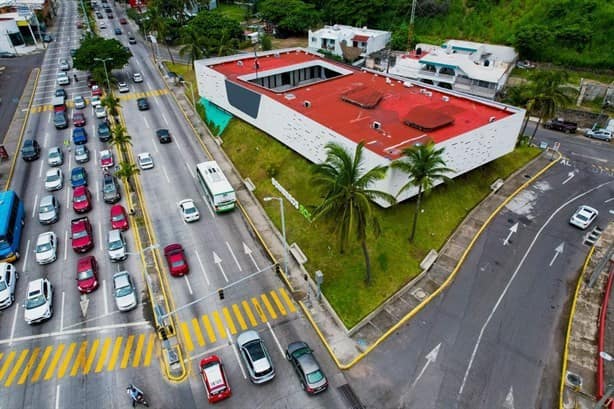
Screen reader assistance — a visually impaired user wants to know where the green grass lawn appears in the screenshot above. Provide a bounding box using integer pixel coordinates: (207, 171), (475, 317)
(218, 4), (248, 22)
(221, 120), (541, 328)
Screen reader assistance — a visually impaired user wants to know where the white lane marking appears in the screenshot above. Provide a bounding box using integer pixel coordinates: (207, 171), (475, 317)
(31, 193), (39, 219)
(605, 197), (614, 203)
(9, 304), (19, 347)
(23, 239), (30, 272)
(64, 230), (68, 260)
(55, 385), (61, 409)
(231, 334), (247, 380)
(98, 221), (103, 251)
(201, 194), (215, 218)
(60, 291), (65, 332)
(185, 163), (194, 179)
(153, 140), (159, 153)
(143, 117), (151, 129)
(67, 150), (72, 169)
(188, 343), (227, 362)
(65, 186), (70, 209)
(38, 160), (43, 178)
(194, 250), (210, 286)
(183, 275), (193, 295)
(162, 167), (170, 183)
(161, 113), (169, 125)
(267, 322), (285, 357)
(175, 141), (184, 154)
(570, 151), (608, 163)
(226, 241), (242, 272)
(96, 180), (100, 201)
(103, 279), (109, 315)
(44, 132), (49, 148)
(458, 179), (614, 395)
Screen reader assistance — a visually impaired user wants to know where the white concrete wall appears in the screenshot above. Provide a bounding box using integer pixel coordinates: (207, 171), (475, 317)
(0, 20), (19, 53)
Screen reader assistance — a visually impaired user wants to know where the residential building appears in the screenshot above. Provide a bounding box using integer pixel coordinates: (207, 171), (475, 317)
(308, 24), (390, 61)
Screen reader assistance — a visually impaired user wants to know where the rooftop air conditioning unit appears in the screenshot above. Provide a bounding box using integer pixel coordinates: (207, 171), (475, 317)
(425, 91), (432, 97)
(403, 81), (413, 88)
(386, 77), (392, 84)
(372, 121), (381, 130)
(442, 96), (449, 102)
(304, 100), (311, 108)
(489, 116), (496, 123)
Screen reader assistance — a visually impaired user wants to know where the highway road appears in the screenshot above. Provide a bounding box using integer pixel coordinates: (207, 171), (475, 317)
(0, 1), (349, 408)
(346, 128), (613, 408)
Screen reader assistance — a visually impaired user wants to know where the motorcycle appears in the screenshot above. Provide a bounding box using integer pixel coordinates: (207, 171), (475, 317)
(126, 384), (149, 407)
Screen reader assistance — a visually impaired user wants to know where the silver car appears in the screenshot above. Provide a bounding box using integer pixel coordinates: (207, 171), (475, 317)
(47, 146), (63, 167)
(237, 330), (275, 384)
(112, 271), (137, 311)
(107, 229), (127, 262)
(0, 262), (18, 310)
(137, 152), (154, 170)
(74, 95), (86, 109)
(44, 168), (64, 191)
(38, 195), (59, 224)
(74, 145), (89, 164)
(35, 232), (57, 265)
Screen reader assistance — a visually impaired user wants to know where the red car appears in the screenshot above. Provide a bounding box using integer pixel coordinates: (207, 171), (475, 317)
(72, 186), (92, 213)
(91, 85), (102, 96)
(100, 149), (114, 168)
(110, 204), (129, 231)
(200, 355), (231, 403)
(119, 17), (127, 24)
(164, 243), (189, 276)
(71, 216), (93, 253)
(73, 112), (86, 127)
(76, 255), (99, 293)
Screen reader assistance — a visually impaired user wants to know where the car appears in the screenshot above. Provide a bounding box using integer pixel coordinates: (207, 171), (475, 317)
(110, 204), (129, 230)
(35, 232), (57, 265)
(91, 85), (102, 96)
(199, 355), (232, 403)
(91, 95), (101, 107)
(59, 58), (70, 71)
(137, 97), (149, 110)
(72, 127), (88, 145)
(72, 186), (92, 213)
(21, 139), (40, 161)
(70, 48), (77, 57)
(543, 118), (577, 134)
(119, 17), (127, 24)
(71, 166), (88, 188)
(178, 199), (200, 222)
(99, 21), (107, 29)
(57, 71), (70, 86)
(87, 74), (97, 88)
(102, 173), (121, 203)
(94, 104), (107, 118)
(118, 82), (129, 93)
(0, 51), (16, 58)
(585, 128), (613, 142)
(76, 255), (99, 293)
(137, 152), (154, 170)
(53, 111), (68, 129)
(47, 146), (64, 167)
(107, 229), (127, 262)
(23, 278), (53, 324)
(516, 60), (536, 69)
(74, 144), (90, 164)
(132, 72), (143, 83)
(112, 271), (137, 311)
(164, 243), (189, 276)
(54, 88), (67, 99)
(73, 95), (86, 109)
(53, 96), (67, 113)
(98, 120), (111, 141)
(42, 34), (53, 43)
(237, 330), (275, 384)
(44, 168), (64, 191)
(569, 205), (598, 230)
(156, 128), (171, 143)
(73, 111), (86, 127)
(100, 149), (114, 168)
(285, 341), (328, 394)
(128, 34), (136, 44)
(0, 263), (18, 310)
(71, 216), (94, 252)
(38, 195), (60, 224)
(76, 21), (84, 28)
(107, 13), (114, 19)
(114, 27), (121, 35)
(96, 12), (103, 19)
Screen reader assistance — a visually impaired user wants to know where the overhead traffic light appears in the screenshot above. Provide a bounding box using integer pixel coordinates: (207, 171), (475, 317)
(218, 288), (225, 300)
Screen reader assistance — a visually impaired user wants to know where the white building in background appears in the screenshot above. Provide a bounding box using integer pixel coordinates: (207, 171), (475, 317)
(308, 24), (390, 60)
(195, 48), (525, 208)
(381, 40), (518, 99)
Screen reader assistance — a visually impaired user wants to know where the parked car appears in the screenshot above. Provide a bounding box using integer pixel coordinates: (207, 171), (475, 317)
(21, 139), (40, 161)
(35, 232), (57, 265)
(54, 88), (67, 99)
(98, 120), (111, 141)
(71, 216), (94, 253)
(110, 204), (129, 230)
(72, 186), (92, 213)
(543, 118), (577, 134)
(91, 96), (101, 107)
(59, 58), (70, 71)
(94, 104), (107, 119)
(178, 199), (200, 222)
(91, 85), (102, 96)
(99, 21), (107, 29)
(47, 146), (64, 167)
(285, 341), (328, 394)
(53, 111), (68, 129)
(119, 17), (127, 24)
(73, 112), (86, 127)
(112, 271), (137, 311)
(38, 195), (60, 224)
(156, 128), (171, 143)
(200, 355), (232, 403)
(128, 33), (136, 44)
(73, 95), (86, 109)
(118, 82), (129, 93)
(71, 166), (88, 188)
(569, 205), (598, 230)
(585, 128), (612, 142)
(72, 127), (88, 145)
(237, 330), (275, 384)
(107, 229), (127, 262)
(76, 255), (99, 293)
(137, 97), (149, 110)
(100, 149), (114, 168)
(42, 34), (53, 43)
(102, 173), (121, 203)
(114, 27), (122, 35)
(23, 278), (53, 324)
(164, 243), (189, 276)
(44, 168), (64, 191)
(137, 152), (154, 170)
(74, 144), (90, 163)
(133, 72), (143, 83)
(516, 60), (536, 69)
(56, 71), (70, 86)
(0, 262), (18, 310)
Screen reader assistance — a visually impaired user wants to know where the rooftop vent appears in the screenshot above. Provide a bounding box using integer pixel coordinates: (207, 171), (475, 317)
(303, 100), (311, 108)
(442, 96), (449, 102)
(403, 81), (413, 88)
(419, 88), (427, 94)
(237, 61), (244, 67)
(489, 116), (496, 123)
(372, 121), (381, 130)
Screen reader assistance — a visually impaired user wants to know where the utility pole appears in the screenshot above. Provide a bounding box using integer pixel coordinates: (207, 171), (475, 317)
(407, 0), (417, 51)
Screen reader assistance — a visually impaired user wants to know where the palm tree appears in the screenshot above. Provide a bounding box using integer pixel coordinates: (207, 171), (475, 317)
(311, 142), (395, 284)
(392, 142), (453, 242)
(179, 26), (207, 68)
(109, 125), (132, 159)
(115, 161), (140, 192)
(101, 94), (121, 118)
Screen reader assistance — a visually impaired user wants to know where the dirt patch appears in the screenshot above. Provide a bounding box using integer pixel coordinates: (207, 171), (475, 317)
(271, 37), (308, 49)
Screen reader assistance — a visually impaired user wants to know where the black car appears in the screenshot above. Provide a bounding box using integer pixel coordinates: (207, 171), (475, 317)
(114, 28), (121, 35)
(137, 97), (149, 111)
(42, 34), (53, 43)
(96, 12), (103, 19)
(53, 111), (68, 129)
(70, 48), (77, 57)
(21, 139), (41, 161)
(98, 120), (111, 142)
(54, 88), (67, 98)
(286, 341), (328, 395)
(102, 173), (121, 204)
(0, 51), (16, 58)
(156, 128), (171, 143)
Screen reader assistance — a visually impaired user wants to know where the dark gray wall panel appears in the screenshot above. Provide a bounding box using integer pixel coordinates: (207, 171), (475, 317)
(225, 81), (261, 119)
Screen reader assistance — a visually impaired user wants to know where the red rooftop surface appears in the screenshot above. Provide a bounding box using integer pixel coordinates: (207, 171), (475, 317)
(209, 50), (513, 160)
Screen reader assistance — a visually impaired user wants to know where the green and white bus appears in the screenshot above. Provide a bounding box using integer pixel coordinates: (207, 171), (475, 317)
(196, 161), (236, 213)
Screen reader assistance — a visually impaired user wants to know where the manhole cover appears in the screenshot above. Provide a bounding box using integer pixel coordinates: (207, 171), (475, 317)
(566, 371), (582, 387)
(411, 287), (427, 300)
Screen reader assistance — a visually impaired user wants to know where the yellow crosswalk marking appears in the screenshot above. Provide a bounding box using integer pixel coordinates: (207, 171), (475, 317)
(0, 351), (16, 381)
(83, 339), (100, 374)
(212, 311), (227, 339)
(202, 315), (216, 343)
(232, 304), (248, 331)
(261, 294), (277, 319)
(31, 345), (53, 383)
(242, 300), (258, 327)
(45, 343), (65, 380)
(143, 333), (156, 367)
(279, 288), (297, 313)
(59, 343), (77, 379)
(5, 349), (29, 387)
(17, 347), (39, 385)
(251, 298), (267, 323)
(132, 334), (145, 367)
(95, 338), (112, 373)
(120, 335), (135, 369)
(107, 337), (123, 372)
(71, 341), (88, 377)
(192, 317), (206, 346)
(270, 291), (287, 316)
(222, 307), (237, 335)
(181, 322), (194, 352)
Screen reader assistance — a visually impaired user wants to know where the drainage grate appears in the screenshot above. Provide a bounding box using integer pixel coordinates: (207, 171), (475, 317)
(584, 227), (603, 246)
(338, 384), (366, 409)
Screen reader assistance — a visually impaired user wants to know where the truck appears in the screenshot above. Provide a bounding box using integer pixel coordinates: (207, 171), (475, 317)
(543, 118), (578, 134)
(52, 96), (66, 112)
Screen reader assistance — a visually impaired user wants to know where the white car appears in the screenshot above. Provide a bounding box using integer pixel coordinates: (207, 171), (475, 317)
(74, 95), (86, 109)
(56, 71), (70, 86)
(585, 128), (612, 142)
(113, 271), (137, 311)
(58, 58), (70, 71)
(0, 262), (18, 310)
(100, 21), (107, 29)
(178, 199), (200, 222)
(44, 168), (64, 191)
(94, 104), (107, 118)
(118, 82), (129, 93)
(132, 72), (143, 83)
(91, 96), (101, 107)
(35, 232), (57, 265)
(23, 278), (53, 324)
(569, 205), (599, 230)
(137, 152), (154, 170)
(47, 146), (64, 167)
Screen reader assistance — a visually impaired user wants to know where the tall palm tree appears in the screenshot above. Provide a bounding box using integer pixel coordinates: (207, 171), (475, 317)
(115, 161), (140, 192)
(101, 94), (121, 118)
(109, 125), (132, 158)
(392, 142), (453, 242)
(311, 142), (395, 284)
(179, 26), (207, 68)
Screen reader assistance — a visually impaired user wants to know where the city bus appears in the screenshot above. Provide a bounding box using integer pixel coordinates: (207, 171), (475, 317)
(0, 190), (25, 262)
(195, 161), (236, 213)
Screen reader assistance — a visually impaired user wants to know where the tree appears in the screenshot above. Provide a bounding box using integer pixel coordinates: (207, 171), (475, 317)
(101, 94), (121, 118)
(184, 10), (243, 55)
(109, 125), (132, 159)
(144, 5), (175, 64)
(178, 26), (207, 67)
(311, 142), (395, 284)
(72, 36), (132, 74)
(258, 0), (320, 35)
(115, 161), (140, 192)
(392, 142), (453, 242)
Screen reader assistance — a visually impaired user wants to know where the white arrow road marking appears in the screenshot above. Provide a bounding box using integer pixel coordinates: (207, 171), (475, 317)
(503, 223), (519, 246)
(503, 386), (515, 409)
(243, 242), (259, 270)
(194, 250), (210, 286)
(562, 171), (576, 184)
(183, 275), (193, 295)
(549, 242), (565, 266)
(80, 293), (89, 317)
(226, 241), (242, 272)
(410, 343), (441, 390)
(213, 251), (228, 282)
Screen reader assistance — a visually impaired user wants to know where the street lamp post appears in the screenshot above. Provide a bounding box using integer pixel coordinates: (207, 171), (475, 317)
(182, 79), (196, 106)
(94, 57), (113, 91)
(263, 196), (288, 275)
